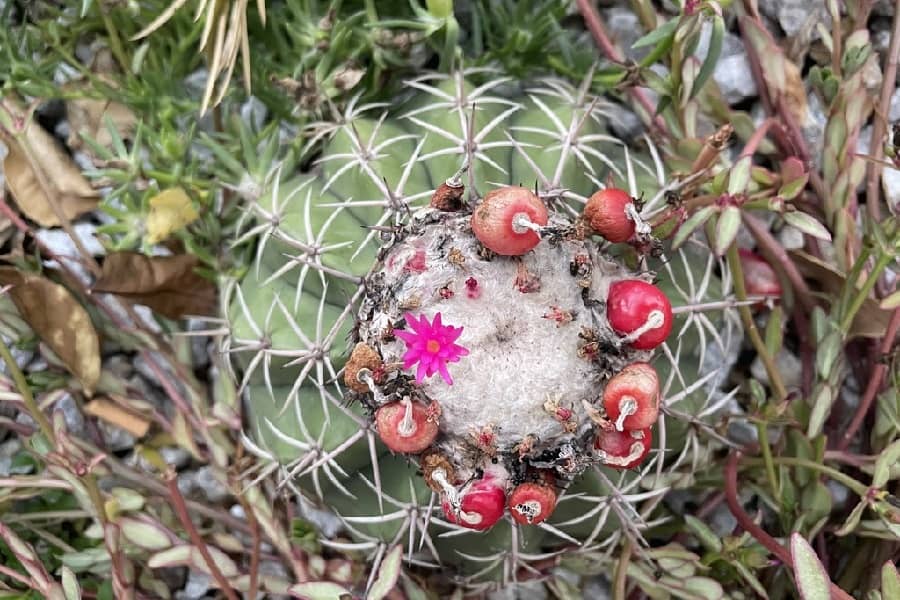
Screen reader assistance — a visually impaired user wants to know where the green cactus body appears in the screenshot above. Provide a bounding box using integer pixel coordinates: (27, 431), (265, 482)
(229, 71), (740, 588)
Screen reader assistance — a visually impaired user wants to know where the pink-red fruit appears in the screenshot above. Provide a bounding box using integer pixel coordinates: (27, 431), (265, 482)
(583, 188), (636, 242)
(606, 280), (673, 350)
(738, 249), (782, 299)
(471, 186), (548, 256)
(508, 482), (557, 525)
(375, 400), (439, 454)
(441, 476), (506, 530)
(594, 427), (652, 470)
(603, 362), (660, 431)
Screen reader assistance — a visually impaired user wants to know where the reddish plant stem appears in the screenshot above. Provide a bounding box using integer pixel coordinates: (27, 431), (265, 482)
(724, 451), (855, 600)
(742, 213), (816, 312)
(837, 308), (900, 451)
(575, 0), (670, 136)
(739, 118), (778, 158)
(233, 445), (261, 600)
(865, 0), (900, 223)
(0, 563), (33, 587)
(166, 471), (240, 600)
(736, 7), (828, 203)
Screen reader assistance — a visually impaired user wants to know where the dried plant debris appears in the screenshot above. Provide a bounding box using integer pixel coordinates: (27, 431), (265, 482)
(0, 267), (101, 394)
(92, 252), (217, 320)
(0, 99), (99, 227)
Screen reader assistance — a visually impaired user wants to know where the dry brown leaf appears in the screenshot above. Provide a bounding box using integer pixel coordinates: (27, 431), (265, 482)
(782, 58), (808, 126)
(1, 98), (99, 227)
(92, 252), (216, 319)
(66, 96), (136, 153)
(83, 396), (151, 438)
(789, 250), (892, 339)
(0, 267), (101, 394)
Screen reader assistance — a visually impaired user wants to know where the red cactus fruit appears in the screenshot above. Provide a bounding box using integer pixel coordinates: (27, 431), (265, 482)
(603, 362), (660, 431)
(441, 475), (507, 531)
(375, 399), (439, 454)
(471, 186), (548, 256)
(738, 249), (782, 299)
(606, 280), (673, 350)
(508, 482), (558, 525)
(583, 188), (636, 243)
(594, 427), (652, 470)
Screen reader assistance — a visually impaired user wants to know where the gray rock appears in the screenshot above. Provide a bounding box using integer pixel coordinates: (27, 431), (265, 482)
(601, 7), (644, 62)
(602, 102), (644, 142)
(583, 576), (613, 600)
(241, 96), (268, 132)
(134, 351), (177, 387)
(858, 125), (874, 157)
(187, 319), (212, 371)
(759, 0), (830, 37)
(35, 223), (105, 260)
(0, 439), (22, 476)
(873, 0), (895, 16)
(713, 42), (758, 104)
(802, 88), (828, 170)
(882, 165), (900, 215)
(97, 420), (136, 452)
(106, 355), (134, 379)
(0, 339), (35, 377)
(826, 480), (850, 508)
(185, 466), (229, 503)
(176, 571), (210, 600)
(696, 25), (757, 104)
(707, 503), (738, 538)
(776, 224), (806, 251)
(296, 495), (343, 539)
(751, 348), (803, 391)
(160, 447), (192, 469)
(183, 69), (209, 98)
(54, 393), (84, 436)
(488, 580), (547, 600)
(891, 87), (900, 121)
(726, 396), (759, 446)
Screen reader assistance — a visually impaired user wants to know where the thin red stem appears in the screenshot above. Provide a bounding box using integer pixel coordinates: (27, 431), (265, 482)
(724, 451), (855, 600)
(742, 213), (816, 312)
(575, 0), (670, 136)
(866, 0), (900, 223)
(165, 471), (240, 600)
(739, 118), (777, 158)
(837, 308), (900, 451)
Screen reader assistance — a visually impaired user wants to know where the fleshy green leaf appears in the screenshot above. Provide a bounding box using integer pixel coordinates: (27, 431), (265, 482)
(673, 206), (716, 249)
(288, 582), (352, 600)
(61, 566), (81, 600)
(791, 533), (830, 600)
(873, 439), (900, 487)
(369, 545), (403, 600)
(880, 290), (900, 310)
(783, 211), (832, 241)
(691, 14), (724, 99)
(684, 515), (722, 552)
(815, 331), (842, 379)
(882, 562), (900, 599)
(835, 500), (867, 536)
(715, 206), (741, 256)
(728, 156), (753, 195)
(633, 18), (679, 49)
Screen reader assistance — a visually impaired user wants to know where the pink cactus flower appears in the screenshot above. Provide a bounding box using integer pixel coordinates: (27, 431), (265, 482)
(396, 312), (469, 385)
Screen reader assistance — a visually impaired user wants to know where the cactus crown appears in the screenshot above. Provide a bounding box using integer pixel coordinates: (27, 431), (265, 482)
(226, 69), (741, 590)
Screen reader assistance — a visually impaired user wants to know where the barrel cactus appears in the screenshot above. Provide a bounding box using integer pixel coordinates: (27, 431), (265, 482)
(226, 70), (740, 592)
